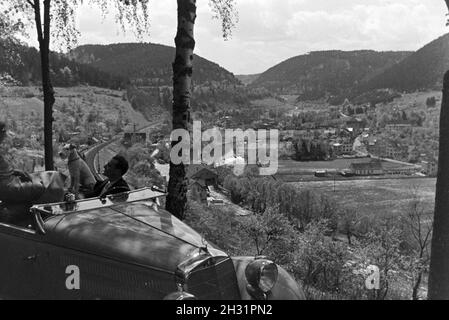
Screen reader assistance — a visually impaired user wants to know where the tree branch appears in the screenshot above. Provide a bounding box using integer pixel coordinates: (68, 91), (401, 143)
(26, 0), (35, 9)
(423, 225), (433, 250)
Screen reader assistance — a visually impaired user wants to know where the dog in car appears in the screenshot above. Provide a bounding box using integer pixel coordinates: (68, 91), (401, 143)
(59, 144), (96, 199)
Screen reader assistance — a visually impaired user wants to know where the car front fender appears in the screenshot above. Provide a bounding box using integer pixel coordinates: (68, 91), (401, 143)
(231, 256), (306, 300)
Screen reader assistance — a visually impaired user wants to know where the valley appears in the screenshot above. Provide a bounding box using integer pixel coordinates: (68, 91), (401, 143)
(1, 28), (448, 300)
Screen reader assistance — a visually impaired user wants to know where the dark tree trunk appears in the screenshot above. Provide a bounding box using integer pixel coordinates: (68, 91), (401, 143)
(34, 0), (55, 170)
(428, 71), (449, 299)
(166, 0), (196, 219)
(40, 43), (55, 171)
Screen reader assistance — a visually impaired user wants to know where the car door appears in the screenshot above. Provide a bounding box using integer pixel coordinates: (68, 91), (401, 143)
(0, 222), (44, 299)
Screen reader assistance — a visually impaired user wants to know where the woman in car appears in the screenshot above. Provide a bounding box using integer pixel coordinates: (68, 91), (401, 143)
(0, 121), (65, 206)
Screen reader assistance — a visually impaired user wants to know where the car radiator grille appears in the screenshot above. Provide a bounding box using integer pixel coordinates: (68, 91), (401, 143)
(186, 257), (241, 300)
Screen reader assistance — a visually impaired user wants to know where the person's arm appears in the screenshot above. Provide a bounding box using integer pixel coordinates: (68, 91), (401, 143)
(103, 179), (130, 197)
(12, 169), (32, 182)
(86, 180), (104, 198)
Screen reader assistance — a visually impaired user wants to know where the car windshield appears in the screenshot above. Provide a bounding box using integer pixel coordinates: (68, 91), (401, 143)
(32, 187), (165, 216)
(0, 187), (165, 230)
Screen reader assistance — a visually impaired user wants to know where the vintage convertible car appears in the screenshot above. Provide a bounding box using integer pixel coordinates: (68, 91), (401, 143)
(0, 187), (305, 300)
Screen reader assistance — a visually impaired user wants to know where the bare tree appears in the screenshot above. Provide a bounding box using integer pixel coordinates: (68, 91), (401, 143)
(337, 209), (361, 245)
(366, 217), (402, 300)
(402, 186), (433, 300)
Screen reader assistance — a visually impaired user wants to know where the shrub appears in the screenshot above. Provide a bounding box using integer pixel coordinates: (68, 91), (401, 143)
(292, 221), (350, 293)
(426, 96), (436, 108)
(238, 206), (297, 264)
(222, 174), (339, 230)
(185, 200), (248, 255)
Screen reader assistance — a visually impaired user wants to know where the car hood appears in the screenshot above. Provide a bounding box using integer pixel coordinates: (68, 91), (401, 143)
(43, 201), (227, 272)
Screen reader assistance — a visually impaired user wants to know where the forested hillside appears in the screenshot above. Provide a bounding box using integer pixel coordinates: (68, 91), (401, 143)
(360, 33), (449, 92)
(69, 43), (241, 87)
(250, 50), (411, 99)
(0, 39), (128, 89)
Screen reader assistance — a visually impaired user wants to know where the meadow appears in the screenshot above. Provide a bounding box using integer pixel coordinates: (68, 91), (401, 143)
(277, 158), (415, 174)
(290, 177), (436, 217)
(278, 158), (369, 173)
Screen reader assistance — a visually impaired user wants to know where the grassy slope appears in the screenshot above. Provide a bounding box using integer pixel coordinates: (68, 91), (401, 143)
(54, 86), (150, 129)
(1, 86), (149, 128)
(0, 86), (151, 174)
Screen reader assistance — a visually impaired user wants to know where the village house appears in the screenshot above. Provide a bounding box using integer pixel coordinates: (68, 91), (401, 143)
(187, 165), (218, 200)
(385, 120), (412, 131)
(421, 159), (438, 176)
(189, 166), (218, 187)
(386, 142), (408, 160)
(346, 118), (366, 132)
(282, 129), (316, 141)
(407, 146), (420, 162)
(258, 118), (277, 129)
(331, 140), (353, 155)
(189, 180), (209, 203)
(349, 160), (384, 176)
(360, 133), (370, 143)
(323, 128), (337, 137)
(123, 132), (147, 145)
(187, 165), (218, 203)
(366, 137), (387, 157)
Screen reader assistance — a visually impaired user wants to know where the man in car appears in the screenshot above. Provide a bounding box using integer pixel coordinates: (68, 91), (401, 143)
(88, 154), (131, 198)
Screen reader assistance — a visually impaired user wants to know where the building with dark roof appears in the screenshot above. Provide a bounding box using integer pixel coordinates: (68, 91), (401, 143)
(346, 118), (366, 132)
(187, 165), (218, 186)
(350, 160), (384, 176)
(385, 120), (413, 131)
(189, 180), (209, 203)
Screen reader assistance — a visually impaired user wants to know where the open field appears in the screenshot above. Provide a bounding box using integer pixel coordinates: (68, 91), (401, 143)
(290, 177), (436, 217)
(279, 158), (369, 172)
(277, 158), (415, 174)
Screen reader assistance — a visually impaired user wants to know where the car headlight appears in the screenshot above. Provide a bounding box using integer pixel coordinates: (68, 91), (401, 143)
(245, 258), (278, 298)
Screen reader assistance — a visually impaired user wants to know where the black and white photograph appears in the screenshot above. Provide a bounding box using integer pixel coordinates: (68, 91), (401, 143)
(0, 0), (449, 303)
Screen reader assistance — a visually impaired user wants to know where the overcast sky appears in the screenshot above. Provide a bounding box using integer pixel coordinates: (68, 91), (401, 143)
(35, 0), (449, 75)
